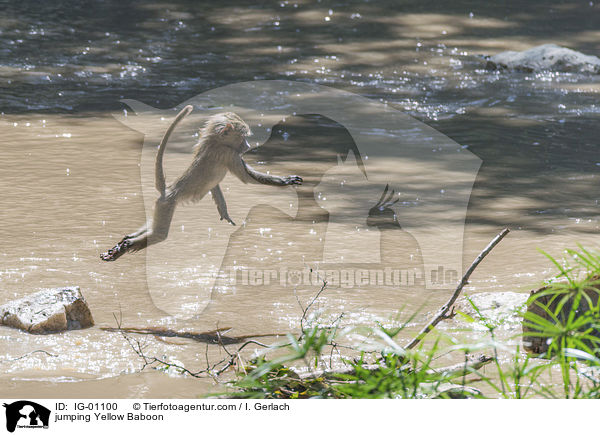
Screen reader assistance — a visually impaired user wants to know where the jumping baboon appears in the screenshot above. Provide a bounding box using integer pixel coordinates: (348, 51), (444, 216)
(101, 106), (302, 261)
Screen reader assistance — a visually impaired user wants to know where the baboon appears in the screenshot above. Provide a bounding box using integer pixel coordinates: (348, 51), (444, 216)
(101, 105), (302, 261)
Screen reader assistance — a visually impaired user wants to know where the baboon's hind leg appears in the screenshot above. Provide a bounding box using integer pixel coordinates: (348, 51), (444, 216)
(100, 198), (176, 261)
(100, 222), (149, 262)
(122, 223), (149, 240)
(100, 238), (134, 261)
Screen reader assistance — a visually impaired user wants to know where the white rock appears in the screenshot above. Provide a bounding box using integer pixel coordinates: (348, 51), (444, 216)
(432, 383), (483, 399)
(0, 287), (94, 334)
(486, 44), (600, 73)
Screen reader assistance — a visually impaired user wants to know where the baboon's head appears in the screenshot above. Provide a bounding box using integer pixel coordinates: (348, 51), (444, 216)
(203, 112), (252, 154)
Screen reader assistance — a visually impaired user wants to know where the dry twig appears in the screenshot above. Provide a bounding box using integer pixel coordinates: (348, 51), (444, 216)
(404, 228), (510, 350)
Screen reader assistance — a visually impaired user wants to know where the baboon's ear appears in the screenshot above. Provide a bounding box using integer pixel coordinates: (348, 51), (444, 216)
(222, 123), (233, 135)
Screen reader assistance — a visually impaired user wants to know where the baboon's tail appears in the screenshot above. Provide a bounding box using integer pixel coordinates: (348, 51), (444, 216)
(155, 105), (194, 197)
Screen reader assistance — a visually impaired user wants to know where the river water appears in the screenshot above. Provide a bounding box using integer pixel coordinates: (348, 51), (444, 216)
(1, 0), (600, 397)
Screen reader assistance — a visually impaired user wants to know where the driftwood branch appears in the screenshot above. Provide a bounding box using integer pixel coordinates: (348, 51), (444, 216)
(422, 355), (493, 378)
(404, 228), (510, 350)
(298, 354), (493, 381)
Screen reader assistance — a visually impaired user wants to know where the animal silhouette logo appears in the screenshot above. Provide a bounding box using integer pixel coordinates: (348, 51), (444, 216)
(3, 401), (50, 432)
(112, 80), (481, 318)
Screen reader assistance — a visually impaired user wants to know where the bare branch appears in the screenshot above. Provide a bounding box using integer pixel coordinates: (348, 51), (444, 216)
(300, 277), (328, 331)
(404, 228), (510, 351)
(422, 355), (493, 379)
(1, 350), (58, 363)
(297, 354), (493, 381)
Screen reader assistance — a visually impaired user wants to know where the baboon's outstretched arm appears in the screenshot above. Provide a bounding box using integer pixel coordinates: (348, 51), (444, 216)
(230, 158), (302, 186)
(210, 185), (235, 225)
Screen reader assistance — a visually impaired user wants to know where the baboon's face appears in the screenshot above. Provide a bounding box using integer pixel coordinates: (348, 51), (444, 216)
(216, 113), (252, 154)
(220, 128), (251, 154)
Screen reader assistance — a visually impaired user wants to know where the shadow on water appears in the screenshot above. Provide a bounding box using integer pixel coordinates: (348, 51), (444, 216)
(2, 0), (600, 111)
(3, 1), (599, 235)
(100, 326), (281, 345)
(434, 115), (600, 234)
(243, 112), (600, 235)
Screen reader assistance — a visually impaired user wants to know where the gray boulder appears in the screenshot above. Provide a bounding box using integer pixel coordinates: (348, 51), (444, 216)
(0, 287), (94, 333)
(485, 44), (600, 73)
(522, 282), (600, 355)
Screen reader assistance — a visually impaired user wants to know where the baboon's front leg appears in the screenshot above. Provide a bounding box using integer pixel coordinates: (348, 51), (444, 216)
(211, 184), (236, 225)
(100, 198), (177, 261)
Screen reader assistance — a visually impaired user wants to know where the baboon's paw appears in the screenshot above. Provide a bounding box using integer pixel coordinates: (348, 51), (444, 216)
(285, 175), (303, 185)
(100, 250), (117, 261)
(220, 216), (236, 226)
(100, 240), (130, 261)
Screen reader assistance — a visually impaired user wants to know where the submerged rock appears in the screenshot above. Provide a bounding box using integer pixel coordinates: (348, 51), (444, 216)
(455, 291), (529, 323)
(432, 384), (483, 399)
(485, 44), (600, 73)
(0, 287), (94, 334)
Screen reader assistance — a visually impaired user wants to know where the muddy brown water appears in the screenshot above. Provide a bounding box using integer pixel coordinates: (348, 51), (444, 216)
(1, 1), (600, 397)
